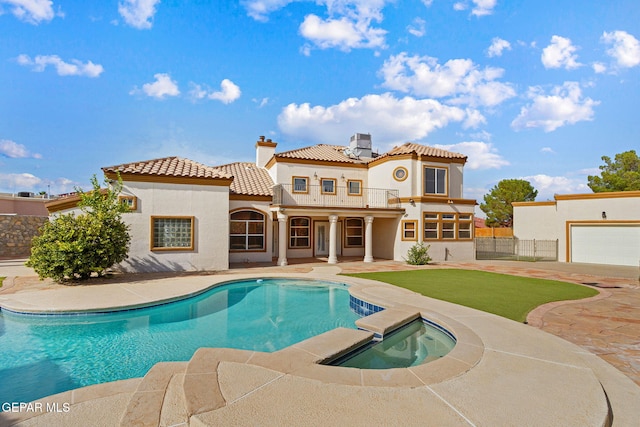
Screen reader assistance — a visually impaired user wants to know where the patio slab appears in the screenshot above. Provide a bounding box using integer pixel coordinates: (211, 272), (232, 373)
(1, 258), (639, 426)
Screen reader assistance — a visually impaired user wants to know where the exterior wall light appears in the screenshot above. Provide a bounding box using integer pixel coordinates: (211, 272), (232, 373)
(602, 211), (607, 220)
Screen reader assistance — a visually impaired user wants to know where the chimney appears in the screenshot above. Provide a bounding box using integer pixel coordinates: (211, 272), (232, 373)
(255, 136), (277, 168)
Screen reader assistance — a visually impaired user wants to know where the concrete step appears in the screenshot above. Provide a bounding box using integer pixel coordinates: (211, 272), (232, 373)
(119, 361), (188, 427)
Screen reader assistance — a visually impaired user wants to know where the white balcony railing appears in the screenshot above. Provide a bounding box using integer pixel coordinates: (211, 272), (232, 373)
(272, 184), (400, 209)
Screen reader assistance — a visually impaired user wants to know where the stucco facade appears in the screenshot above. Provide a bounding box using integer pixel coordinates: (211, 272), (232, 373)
(46, 135), (478, 272)
(513, 191), (640, 266)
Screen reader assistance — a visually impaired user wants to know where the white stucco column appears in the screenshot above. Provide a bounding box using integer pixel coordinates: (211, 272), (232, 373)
(364, 215), (374, 263)
(328, 214), (339, 264)
(277, 212), (288, 266)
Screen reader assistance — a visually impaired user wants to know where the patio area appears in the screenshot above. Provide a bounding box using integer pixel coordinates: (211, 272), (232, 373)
(0, 258), (639, 426)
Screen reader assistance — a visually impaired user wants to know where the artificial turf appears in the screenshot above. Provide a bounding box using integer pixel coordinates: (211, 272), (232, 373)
(343, 269), (598, 323)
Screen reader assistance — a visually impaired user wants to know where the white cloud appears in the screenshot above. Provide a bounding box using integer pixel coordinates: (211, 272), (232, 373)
(407, 17), (426, 37)
(379, 53), (516, 107)
(118, 0), (160, 29)
(299, 6), (387, 52)
(521, 174), (590, 200)
(253, 97), (270, 108)
(0, 172), (42, 191)
(463, 108), (486, 129)
(0, 0), (61, 24)
(471, 0), (497, 16)
(190, 79), (241, 104)
(541, 35), (582, 70)
(133, 73), (180, 99)
(433, 141), (508, 170)
(540, 147), (555, 154)
(486, 37), (511, 57)
(602, 30), (640, 69)
(592, 62), (607, 74)
(0, 139), (42, 159)
(16, 54), (104, 77)
(511, 82), (599, 132)
(453, 2), (466, 11)
(209, 79), (242, 104)
(452, 0), (497, 16)
(243, 0), (389, 52)
(278, 93), (467, 146)
(241, 0), (295, 22)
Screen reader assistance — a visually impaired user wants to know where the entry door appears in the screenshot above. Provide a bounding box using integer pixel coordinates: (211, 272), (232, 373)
(315, 221), (341, 257)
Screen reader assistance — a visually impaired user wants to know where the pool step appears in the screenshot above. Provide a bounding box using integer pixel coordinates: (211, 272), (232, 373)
(119, 361), (187, 427)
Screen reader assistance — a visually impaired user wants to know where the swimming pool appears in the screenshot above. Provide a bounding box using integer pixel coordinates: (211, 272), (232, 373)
(0, 278), (361, 404)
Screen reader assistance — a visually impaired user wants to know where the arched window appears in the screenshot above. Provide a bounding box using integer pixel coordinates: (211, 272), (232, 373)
(230, 210), (265, 251)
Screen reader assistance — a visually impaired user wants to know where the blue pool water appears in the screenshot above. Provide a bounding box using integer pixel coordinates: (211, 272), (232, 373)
(0, 278), (361, 404)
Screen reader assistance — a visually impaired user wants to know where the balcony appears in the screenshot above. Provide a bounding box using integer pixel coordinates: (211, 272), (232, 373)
(272, 184), (400, 209)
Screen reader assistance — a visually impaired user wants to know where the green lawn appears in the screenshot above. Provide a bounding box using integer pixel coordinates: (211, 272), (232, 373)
(343, 269), (598, 322)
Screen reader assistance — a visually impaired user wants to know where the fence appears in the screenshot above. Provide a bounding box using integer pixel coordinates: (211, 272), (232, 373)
(475, 237), (558, 261)
(475, 227), (513, 238)
(272, 184), (400, 209)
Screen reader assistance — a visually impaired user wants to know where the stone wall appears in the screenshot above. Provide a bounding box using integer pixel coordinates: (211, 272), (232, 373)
(0, 215), (48, 258)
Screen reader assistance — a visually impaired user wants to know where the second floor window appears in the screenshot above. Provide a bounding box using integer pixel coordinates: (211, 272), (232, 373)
(293, 177), (308, 193)
(321, 178), (336, 194)
(424, 167), (447, 195)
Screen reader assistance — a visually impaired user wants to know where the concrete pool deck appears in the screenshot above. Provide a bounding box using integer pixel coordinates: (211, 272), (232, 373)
(0, 259), (639, 426)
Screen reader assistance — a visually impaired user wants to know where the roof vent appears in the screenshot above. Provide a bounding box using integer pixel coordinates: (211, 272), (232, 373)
(348, 133), (373, 158)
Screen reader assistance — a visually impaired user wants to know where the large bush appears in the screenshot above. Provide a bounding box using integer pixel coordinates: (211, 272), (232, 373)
(27, 175), (131, 282)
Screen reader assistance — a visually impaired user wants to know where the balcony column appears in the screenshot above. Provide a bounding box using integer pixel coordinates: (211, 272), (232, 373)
(277, 212), (288, 266)
(363, 215), (374, 263)
(328, 214), (339, 264)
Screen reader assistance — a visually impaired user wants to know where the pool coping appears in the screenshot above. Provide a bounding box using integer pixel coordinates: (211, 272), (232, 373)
(1, 271), (639, 426)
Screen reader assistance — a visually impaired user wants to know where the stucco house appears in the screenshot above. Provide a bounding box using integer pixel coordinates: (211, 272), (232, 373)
(46, 134), (477, 272)
(513, 191), (640, 267)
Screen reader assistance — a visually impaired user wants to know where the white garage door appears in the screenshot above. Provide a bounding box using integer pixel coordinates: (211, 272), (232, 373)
(570, 225), (640, 267)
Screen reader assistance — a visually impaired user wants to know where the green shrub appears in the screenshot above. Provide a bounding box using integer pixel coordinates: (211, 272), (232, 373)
(26, 175), (131, 282)
(404, 242), (432, 265)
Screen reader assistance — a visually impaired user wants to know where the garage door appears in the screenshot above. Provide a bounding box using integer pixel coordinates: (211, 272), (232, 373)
(570, 224), (640, 267)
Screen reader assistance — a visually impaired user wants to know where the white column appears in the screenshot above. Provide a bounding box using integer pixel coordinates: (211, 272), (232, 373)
(364, 215), (374, 263)
(328, 214), (338, 264)
(277, 212), (288, 266)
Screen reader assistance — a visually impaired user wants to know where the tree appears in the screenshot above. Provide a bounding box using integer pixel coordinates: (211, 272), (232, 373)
(587, 150), (640, 192)
(480, 179), (538, 228)
(27, 175), (131, 282)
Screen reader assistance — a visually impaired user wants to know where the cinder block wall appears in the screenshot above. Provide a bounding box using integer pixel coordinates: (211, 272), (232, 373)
(0, 215), (48, 258)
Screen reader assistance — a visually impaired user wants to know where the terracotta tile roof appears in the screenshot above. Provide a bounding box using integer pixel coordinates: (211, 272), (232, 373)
(210, 162), (274, 196)
(102, 157), (232, 180)
(375, 142), (467, 162)
(272, 142), (466, 164)
(274, 144), (367, 164)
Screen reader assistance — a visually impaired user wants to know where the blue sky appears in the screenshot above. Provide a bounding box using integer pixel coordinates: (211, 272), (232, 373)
(1, 0), (639, 206)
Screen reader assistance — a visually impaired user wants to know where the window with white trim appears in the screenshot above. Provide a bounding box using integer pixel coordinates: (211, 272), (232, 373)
(321, 178), (336, 194)
(347, 180), (362, 196)
(293, 177), (308, 193)
(289, 217), (310, 248)
(230, 210), (265, 251)
(423, 212), (473, 241)
(424, 167), (447, 195)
